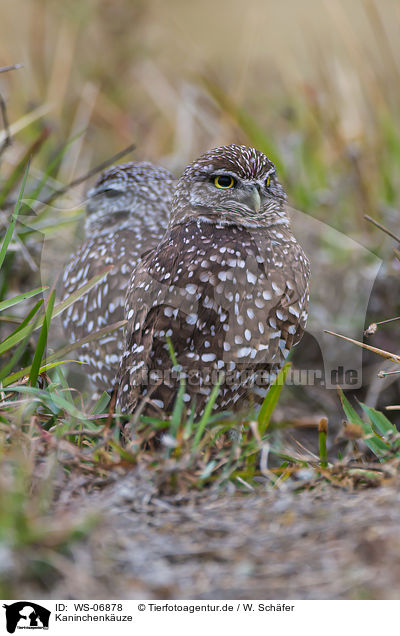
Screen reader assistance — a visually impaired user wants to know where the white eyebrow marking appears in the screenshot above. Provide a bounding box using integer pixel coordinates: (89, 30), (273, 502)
(210, 170), (241, 178)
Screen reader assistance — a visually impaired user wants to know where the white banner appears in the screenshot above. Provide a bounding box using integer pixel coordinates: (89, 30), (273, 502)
(0, 599), (398, 635)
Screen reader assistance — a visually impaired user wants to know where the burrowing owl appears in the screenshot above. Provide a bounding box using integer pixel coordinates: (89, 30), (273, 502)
(61, 161), (176, 392)
(117, 145), (310, 415)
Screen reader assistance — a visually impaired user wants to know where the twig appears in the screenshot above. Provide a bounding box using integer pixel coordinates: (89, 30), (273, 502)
(272, 416), (325, 429)
(324, 329), (400, 364)
(333, 463), (394, 477)
(364, 315), (400, 336)
(0, 64), (23, 74)
(364, 214), (400, 243)
(377, 369), (400, 378)
(0, 64), (23, 155)
(36, 142), (136, 209)
(60, 428), (107, 438)
(0, 93), (11, 155)
(105, 386), (118, 434)
(373, 316), (400, 326)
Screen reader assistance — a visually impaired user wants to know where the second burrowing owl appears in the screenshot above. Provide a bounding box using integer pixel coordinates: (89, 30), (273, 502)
(117, 145), (310, 416)
(61, 161), (176, 392)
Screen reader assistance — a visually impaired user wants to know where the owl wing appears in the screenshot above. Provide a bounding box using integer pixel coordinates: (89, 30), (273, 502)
(117, 221), (310, 413)
(117, 228), (185, 412)
(60, 227), (161, 391)
(60, 234), (126, 389)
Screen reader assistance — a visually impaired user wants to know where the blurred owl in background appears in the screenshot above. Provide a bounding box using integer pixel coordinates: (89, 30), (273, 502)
(60, 161), (176, 393)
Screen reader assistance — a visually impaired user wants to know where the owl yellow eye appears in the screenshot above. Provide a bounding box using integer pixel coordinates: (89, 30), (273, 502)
(213, 175), (236, 189)
(265, 176), (271, 188)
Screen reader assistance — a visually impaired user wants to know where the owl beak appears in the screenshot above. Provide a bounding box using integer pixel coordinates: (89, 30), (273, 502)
(244, 185), (261, 213)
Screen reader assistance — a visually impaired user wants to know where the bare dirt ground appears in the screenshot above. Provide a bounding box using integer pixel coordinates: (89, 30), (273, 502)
(17, 471), (400, 600)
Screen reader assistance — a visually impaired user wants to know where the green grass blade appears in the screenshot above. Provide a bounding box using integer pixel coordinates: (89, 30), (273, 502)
(45, 320), (127, 365)
(165, 335), (178, 367)
(319, 418), (328, 468)
(1, 299), (43, 345)
(164, 335), (187, 441)
(2, 385), (91, 423)
(359, 402), (398, 439)
(1, 319), (126, 387)
(0, 323), (37, 382)
(339, 389), (389, 458)
(169, 375), (186, 439)
(51, 365), (77, 405)
(0, 267), (113, 357)
(38, 360), (83, 375)
(183, 402), (197, 440)
(0, 162), (29, 270)
(90, 392), (111, 415)
(0, 286), (47, 312)
(139, 416), (169, 430)
(0, 320), (37, 356)
(29, 290), (56, 386)
(258, 363), (291, 436)
(107, 440), (136, 463)
(193, 374), (222, 449)
(199, 460), (218, 481)
(0, 300), (44, 382)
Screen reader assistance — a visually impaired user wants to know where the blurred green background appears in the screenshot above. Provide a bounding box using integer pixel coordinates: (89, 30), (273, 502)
(1, 0), (400, 231)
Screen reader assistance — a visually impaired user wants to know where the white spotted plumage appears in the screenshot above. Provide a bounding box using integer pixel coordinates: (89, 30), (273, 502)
(117, 145), (310, 416)
(60, 161), (176, 392)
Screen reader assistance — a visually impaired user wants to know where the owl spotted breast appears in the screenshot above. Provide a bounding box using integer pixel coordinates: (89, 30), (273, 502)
(117, 145), (310, 416)
(60, 161), (176, 392)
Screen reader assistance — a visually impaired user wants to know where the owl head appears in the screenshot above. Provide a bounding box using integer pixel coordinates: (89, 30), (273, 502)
(86, 161), (176, 218)
(170, 144), (288, 228)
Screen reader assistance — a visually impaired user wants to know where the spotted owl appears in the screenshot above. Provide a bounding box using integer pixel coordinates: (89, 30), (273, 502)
(60, 161), (176, 392)
(117, 145), (310, 416)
